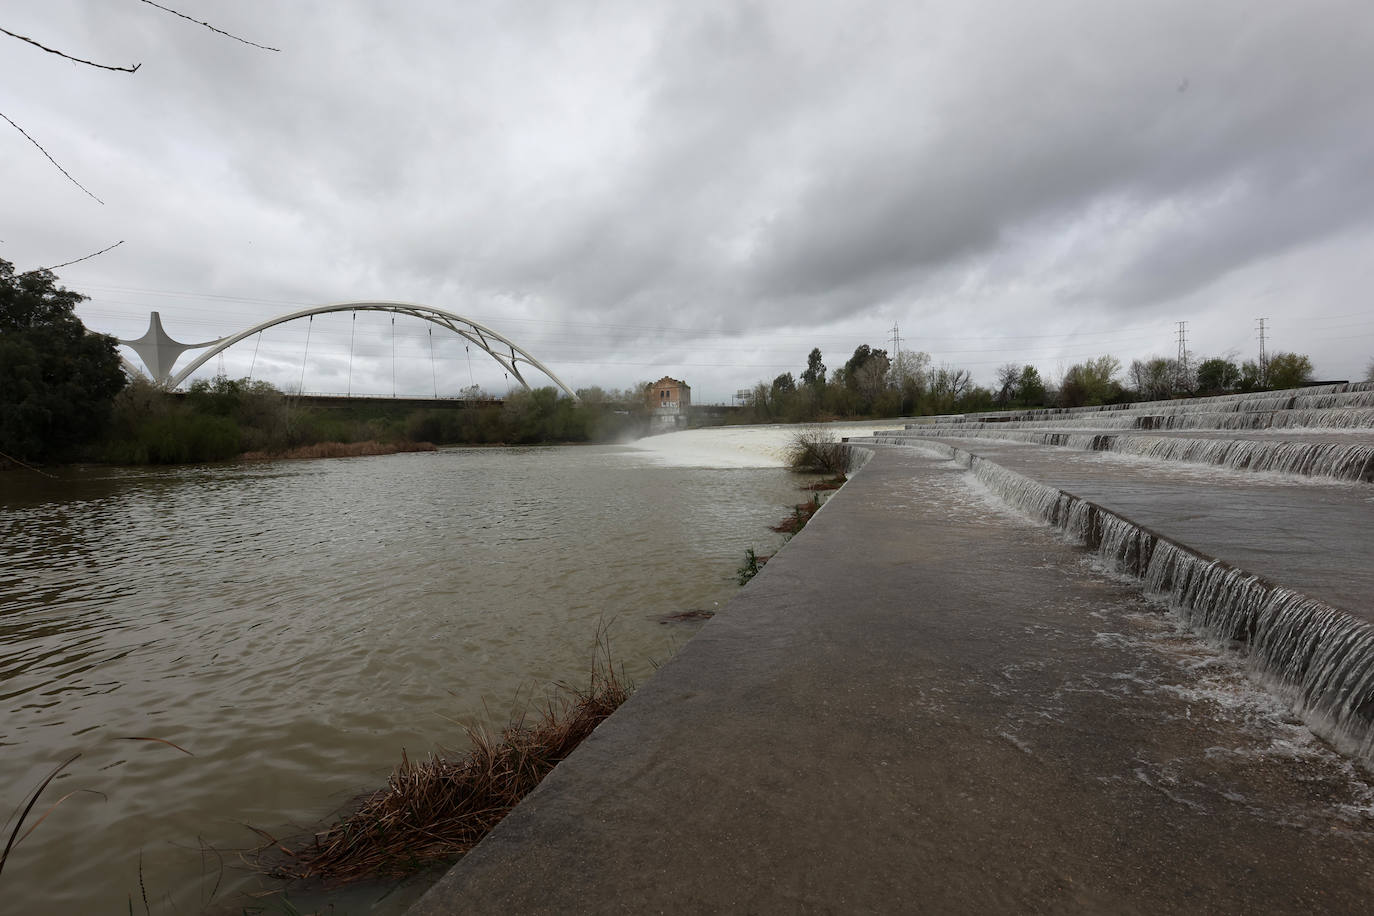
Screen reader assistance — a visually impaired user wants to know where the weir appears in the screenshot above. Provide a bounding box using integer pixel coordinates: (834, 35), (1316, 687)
(857, 380), (1374, 758)
(943, 443), (1374, 760)
(411, 382), (1374, 914)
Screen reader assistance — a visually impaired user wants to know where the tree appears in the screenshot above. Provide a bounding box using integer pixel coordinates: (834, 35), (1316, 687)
(1059, 355), (1122, 408)
(1266, 352), (1314, 390)
(1195, 357), (1241, 395)
(771, 372), (796, 397)
(995, 363), (1021, 406)
(925, 364), (973, 414)
(1, 258), (126, 461)
(890, 350), (930, 390)
(1017, 365), (1047, 407)
(843, 344), (890, 408)
(1128, 357), (1175, 401)
(892, 350), (931, 413)
(800, 348), (826, 387)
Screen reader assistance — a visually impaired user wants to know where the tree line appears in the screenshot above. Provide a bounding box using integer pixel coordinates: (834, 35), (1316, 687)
(0, 258), (655, 466)
(0, 256), (1359, 465)
(739, 342), (1327, 424)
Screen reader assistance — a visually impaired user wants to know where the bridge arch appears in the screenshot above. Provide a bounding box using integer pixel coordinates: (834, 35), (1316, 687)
(153, 301), (578, 401)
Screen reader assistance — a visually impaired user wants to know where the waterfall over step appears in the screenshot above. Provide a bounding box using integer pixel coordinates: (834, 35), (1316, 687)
(949, 443), (1374, 761)
(850, 381), (1374, 763)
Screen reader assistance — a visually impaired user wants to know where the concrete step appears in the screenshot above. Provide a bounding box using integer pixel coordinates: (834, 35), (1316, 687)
(865, 429), (1374, 483)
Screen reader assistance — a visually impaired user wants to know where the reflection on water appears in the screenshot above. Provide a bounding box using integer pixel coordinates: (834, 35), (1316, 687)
(0, 443), (809, 912)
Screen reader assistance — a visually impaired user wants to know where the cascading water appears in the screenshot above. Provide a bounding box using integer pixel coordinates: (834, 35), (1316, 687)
(871, 431), (1374, 482)
(911, 439), (1374, 762)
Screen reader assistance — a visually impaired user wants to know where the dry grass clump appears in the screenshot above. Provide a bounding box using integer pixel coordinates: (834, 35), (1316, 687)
(770, 494), (822, 534)
(241, 440), (437, 461)
(264, 660), (631, 883)
(784, 428), (852, 475)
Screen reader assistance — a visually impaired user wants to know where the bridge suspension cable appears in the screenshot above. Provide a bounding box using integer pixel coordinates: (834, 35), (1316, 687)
(347, 310), (356, 397)
(429, 326), (438, 398)
(299, 314), (314, 395)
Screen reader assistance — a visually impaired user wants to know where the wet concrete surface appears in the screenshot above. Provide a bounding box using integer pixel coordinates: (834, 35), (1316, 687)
(411, 448), (1374, 915)
(912, 438), (1374, 620)
(888, 427), (1374, 444)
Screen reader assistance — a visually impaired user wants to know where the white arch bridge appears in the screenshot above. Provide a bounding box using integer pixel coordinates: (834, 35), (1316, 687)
(117, 302), (578, 401)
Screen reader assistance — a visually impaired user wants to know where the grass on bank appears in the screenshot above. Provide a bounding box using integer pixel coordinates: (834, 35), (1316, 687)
(261, 653), (632, 883)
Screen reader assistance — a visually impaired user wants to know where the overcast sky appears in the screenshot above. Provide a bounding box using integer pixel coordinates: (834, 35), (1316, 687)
(4, 0), (1373, 401)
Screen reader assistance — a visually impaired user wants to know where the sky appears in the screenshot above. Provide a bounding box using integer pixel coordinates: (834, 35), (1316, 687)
(4, 0), (1373, 402)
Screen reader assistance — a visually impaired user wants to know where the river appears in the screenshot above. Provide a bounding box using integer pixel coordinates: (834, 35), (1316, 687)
(0, 423), (893, 913)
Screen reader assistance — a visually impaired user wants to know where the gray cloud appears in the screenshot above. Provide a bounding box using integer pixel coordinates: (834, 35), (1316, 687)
(5, 0), (1374, 399)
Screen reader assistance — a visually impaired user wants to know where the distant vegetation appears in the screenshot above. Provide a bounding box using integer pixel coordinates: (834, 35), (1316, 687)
(736, 343), (1324, 424)
(93, 376), (652, 465)
(1, 256), (1346, 467)
(0, 255), (664, 467)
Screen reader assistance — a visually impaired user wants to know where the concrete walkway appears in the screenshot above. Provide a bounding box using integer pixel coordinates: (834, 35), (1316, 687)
(412, 446), (1374, 914)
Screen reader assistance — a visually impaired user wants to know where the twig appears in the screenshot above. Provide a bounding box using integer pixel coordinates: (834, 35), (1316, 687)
(22, 240), (125, 276)
(137, 0), (281, 52)
(0, 449), (60, 479)
(0, 111), (104, 204)
(0, 26), (140, 72)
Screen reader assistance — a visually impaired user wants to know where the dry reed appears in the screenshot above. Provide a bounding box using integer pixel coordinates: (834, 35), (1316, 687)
(264, 657), (631, 883)
(770, 495), (821, 534)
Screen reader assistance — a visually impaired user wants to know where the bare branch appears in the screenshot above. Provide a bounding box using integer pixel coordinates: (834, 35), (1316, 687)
(0, 110), (104, 204)
(0, 26), (141, 72)
(23, 240), (126, 276)
(136, 1), (281, 52)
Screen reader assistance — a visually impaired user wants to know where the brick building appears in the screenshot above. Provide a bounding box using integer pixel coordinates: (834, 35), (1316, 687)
(648, 376), (691, 430)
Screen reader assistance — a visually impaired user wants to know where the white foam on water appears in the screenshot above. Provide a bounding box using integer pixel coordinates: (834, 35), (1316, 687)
(623, 420), (905, 469)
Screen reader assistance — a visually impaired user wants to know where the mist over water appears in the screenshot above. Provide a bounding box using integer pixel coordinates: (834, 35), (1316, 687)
(625, 420), (905, 468)
(0, 439), (819, 913)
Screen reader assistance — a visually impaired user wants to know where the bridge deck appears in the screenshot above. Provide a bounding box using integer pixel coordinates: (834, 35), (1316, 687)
(410, 446), (1374, 915)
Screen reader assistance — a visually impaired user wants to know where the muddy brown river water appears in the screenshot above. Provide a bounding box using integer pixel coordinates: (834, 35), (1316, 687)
(0, 442), (810, 913)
